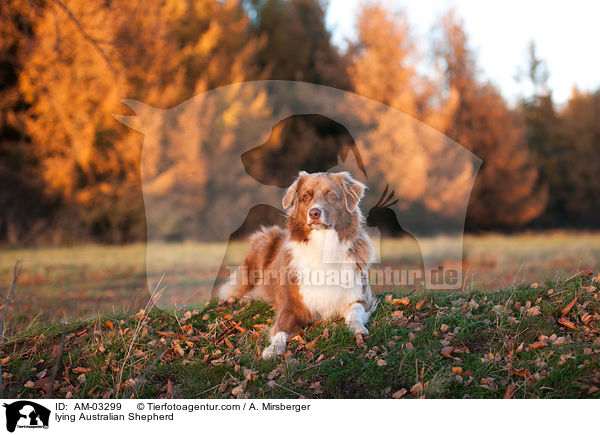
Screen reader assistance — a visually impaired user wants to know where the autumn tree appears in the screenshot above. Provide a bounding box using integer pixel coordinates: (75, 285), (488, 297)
(238, 0), (355, 197)
(433, 10), (546, 229)
(346, 1), (472, 233)
(13, 0), (267, 243)
(517, 42), (565, 227)
(557, 89), (600, 226)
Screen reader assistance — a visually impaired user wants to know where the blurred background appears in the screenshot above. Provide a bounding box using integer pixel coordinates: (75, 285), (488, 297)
(1, 0), (599, 327)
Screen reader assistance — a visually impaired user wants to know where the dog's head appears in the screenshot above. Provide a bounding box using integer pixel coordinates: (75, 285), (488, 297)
(282, 171), (366, 240)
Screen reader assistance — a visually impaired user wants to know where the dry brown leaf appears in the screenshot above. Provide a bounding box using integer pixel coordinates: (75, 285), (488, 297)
(393, 297), (410, 306)
(440, 346), (453, 359)
(267, 368), (280, 380)
(376, 359), (387, 366)
(105, 320), (114, 329)
(451, 367), (463, 375)
(410, 383), (423, 395)
(243, 368), (258, 382)
(24, 380), (35, 388)
(392, 388), (407, 399)
(172, 342), (185, 357)
(73, 367), (91, 373)
(416, 297), (429, 310)
(530, 342), (548, 350)
(560, 297), (578, 317)
(558, 317), (577, 330)
(511, 368), (532, 380)
(503, 384), (516, 399)
(231, 384), (244, 396)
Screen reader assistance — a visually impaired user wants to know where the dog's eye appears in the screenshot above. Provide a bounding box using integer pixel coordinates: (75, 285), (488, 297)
(326, 192), (336, 201)
(302, 193), (311, 201)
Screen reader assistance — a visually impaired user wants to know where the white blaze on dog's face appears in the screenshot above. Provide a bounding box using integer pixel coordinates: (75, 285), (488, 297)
(282, 171), (366, 241)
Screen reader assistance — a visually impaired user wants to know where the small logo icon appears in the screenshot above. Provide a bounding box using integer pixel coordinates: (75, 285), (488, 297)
(2, 401), (50, 432)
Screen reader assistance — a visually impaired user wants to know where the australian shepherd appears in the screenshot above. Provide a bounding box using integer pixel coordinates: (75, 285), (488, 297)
(219, 171), (375, 358)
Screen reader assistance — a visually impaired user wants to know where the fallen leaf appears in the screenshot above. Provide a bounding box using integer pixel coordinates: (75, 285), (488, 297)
(393, 297), (410, 306)
(504, 384), (516, 399)
(416, 297), (429, 310)
(511, 368), (532, 380)
(410, 383), (423, 395)
(451, 367), (463, 375)
(243, 368), (258, 382)
(105, 320), (114, 329)
(376, 359), (387, 367)
(530, 342), (548, 350)
(267, 368), (280, 380)
(558, 317), (577, 330)
(172, 342), (185, 357)
(24, 380), (35, 388)
(392, 388), (407, 399)
(73, 367), (91, 373)
(440, 346), (453, 359)
(560, 297), (578, 317)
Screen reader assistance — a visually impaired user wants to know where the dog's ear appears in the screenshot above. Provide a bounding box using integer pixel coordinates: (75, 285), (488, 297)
(334, 172), (366, 213)
(282, 171), (307, 213)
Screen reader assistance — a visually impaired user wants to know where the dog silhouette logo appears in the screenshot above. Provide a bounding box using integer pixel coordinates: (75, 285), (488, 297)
(3, 401), (50, 432)
(115, 80), (481, 307)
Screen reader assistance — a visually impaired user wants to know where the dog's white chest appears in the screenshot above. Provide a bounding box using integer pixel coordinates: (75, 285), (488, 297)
(288, 230), (364, 319)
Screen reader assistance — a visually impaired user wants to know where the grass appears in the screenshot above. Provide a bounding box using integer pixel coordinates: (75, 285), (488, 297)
(1, 271), (599, 399)
(1, 232), (599, 333)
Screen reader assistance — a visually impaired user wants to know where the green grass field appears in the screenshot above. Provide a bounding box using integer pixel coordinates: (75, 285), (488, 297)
(0, 232), (599, 398)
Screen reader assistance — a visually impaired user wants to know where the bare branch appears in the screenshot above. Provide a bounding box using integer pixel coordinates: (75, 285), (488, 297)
(49, 0), (119, 76)
(46, 324), (66, 399)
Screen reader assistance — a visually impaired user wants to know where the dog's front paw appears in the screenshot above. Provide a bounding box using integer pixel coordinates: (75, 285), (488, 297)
(348, 321), (369, 336)
(261, 343), (286, 359)
(261, 331), (289, 359)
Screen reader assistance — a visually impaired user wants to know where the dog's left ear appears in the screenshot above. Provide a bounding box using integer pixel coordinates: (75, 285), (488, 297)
(282, 171), (307, 215)
(334, 172), (366, 213)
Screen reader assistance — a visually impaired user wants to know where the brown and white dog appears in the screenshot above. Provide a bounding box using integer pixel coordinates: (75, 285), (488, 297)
(219, 171), (375, 358)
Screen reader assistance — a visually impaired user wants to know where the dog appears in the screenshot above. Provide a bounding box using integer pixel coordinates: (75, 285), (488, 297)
(219, 171), (375, 359)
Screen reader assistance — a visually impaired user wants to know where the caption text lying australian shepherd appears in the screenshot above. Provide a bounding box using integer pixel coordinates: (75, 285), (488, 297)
(219, 171), (375, 359)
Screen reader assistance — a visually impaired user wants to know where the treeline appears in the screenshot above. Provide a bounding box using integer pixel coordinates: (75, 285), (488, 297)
(0, 0), (598, 245)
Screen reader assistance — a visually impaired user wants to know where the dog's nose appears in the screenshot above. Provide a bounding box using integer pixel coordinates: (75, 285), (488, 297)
(309, 208), (321, 220)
